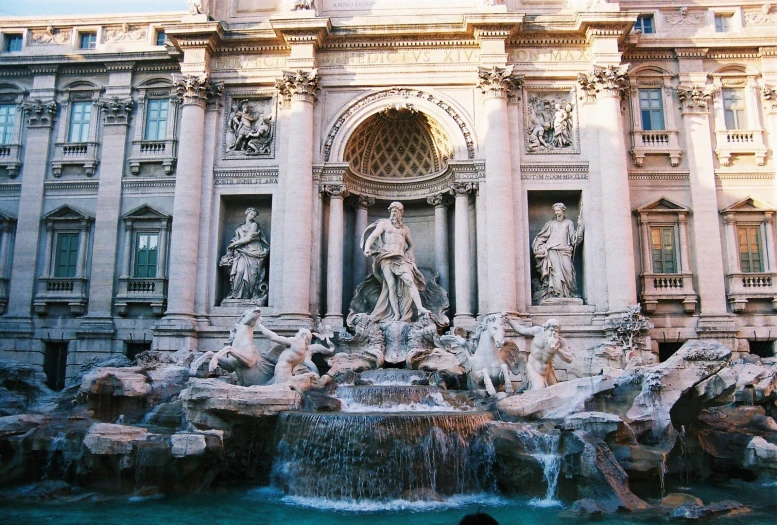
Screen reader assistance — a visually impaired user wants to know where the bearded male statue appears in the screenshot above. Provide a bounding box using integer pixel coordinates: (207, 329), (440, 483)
(508, 318), (573, 390)
(361, 202), (430, 323)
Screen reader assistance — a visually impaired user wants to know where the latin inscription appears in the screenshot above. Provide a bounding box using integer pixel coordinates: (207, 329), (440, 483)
(324, 0), (475, 11)
(320, 49), (479, 66)
(508, 49), (591, 62)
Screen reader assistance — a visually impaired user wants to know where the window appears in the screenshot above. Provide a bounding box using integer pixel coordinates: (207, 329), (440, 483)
(54, 233), (80, 278)
(4, 35), (22, 52)
(738, 225), (763, 273)
(143, 99), (169, 141)
(634, 15), (654, 34)
(639, 89), (665, 131)
(68, 101), (92, 142)
(0, 104), (15, 145)
(715, 14), (732, 33)
(79, 33), (97, 50)
(155, 31), (166, 46)
(133, 232), (158, 278)
(651, 226), (676, 273)
(723, 88), (747, 130)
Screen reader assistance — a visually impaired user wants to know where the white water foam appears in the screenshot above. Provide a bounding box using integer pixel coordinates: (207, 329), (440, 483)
(247, 487), (509, 512)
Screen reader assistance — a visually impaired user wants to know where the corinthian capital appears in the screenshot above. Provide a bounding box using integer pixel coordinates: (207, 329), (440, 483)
(22, 99), (57, 128)
(276, 69), (320, 105)
(676, 84), (714, 113)
(172, 74), (223, 107)
(97, 97), (134, 125)
(450, 182), (478, 195)
(762, 86), (777, 113)
(477, 66), (523, 100)
(577, 65), (630, 101)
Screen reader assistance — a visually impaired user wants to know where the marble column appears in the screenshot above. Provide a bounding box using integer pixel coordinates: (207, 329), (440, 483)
(6, 97), (57, 320)
(763, 87), (777, 212)
(84, 95), (134, 324)
(578, 66), (637, 312)
(323, 184), (348, 326)
(478, 67), (521, 314)
(451, 182), (476, 322)
(161, 76), (221, 329)
(352, 195), (374, 290)
(677, 85), (730, 316)
(276, 70), (320, 320)
(427, 193), (450, 292)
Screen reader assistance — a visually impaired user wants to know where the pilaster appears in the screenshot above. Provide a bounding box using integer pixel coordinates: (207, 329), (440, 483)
(577, 65), (637, 313)
(677, 83), (737, 339)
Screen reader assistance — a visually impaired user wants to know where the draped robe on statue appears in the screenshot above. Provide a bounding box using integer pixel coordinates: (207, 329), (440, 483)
(362, 220), (427, 323)
(532, 217), (580, 300)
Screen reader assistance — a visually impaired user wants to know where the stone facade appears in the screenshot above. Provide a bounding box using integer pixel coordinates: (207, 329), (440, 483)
(1, 1), (777, 381)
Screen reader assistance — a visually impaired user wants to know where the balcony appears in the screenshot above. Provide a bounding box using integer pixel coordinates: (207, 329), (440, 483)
(114, 276), (168, 316)
(34, 277), (88, 315)
(0, 144), (22, 177)
(726, 272), (777, 312)
(640, 272), (698, 313)
(51, 141), (100, 176)
(128, 139), (177, 175)
(631, 129), (682, 167)
(714, 129), (768, 167)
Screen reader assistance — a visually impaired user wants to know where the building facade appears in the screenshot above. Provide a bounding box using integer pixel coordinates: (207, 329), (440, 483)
(1, 0), (776, 387)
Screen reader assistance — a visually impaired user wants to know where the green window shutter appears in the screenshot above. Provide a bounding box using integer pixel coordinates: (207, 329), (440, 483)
(54, 233), (79, 278)
(134, 233), (158, 278)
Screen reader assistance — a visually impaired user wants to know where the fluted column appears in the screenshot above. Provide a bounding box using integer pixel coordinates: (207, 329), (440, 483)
(162, 75), (221, 324)
(451, 182), (476, 322)
(276, 70), (320, 320)
(578, 65), (637, 312)
(6, 96), (57, 319)
(478, 67), (521, 314)
(352, 195), (374, 290)
(323, 184), (348, 326)
(427, 193), (450, 292)
(677, 85), (730, 316)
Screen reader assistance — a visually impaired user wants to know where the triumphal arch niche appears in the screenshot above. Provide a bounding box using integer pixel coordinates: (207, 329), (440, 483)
(320, 88), (481, 325)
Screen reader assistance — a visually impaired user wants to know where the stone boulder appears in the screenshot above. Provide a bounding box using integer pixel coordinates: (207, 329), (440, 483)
(82, 423), (150, 455)
(496, 376), (615, 420)
(0, 360), (54, 416)
(561, 412), (623, 441)
(180, 375), (314, 431)
(669, 501), (749, 520)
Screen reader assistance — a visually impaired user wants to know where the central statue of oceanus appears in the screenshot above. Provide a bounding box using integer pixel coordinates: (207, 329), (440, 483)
(360, 201), (431, 323)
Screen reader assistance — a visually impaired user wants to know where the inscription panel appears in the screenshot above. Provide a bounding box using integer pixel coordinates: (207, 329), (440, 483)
(323, 0), (476, 13)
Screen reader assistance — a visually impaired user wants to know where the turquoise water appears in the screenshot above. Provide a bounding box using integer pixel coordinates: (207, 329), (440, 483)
(2, 482), (776, 525)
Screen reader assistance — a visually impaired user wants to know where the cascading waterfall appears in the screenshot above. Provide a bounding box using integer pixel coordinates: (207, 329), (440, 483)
(272, 369), (495, 502)
(525, 432), (562, 508)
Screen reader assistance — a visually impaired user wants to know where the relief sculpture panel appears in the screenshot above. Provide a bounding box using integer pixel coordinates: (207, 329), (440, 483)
(523, 89), (579, 155)
(223, 96), (276, 159)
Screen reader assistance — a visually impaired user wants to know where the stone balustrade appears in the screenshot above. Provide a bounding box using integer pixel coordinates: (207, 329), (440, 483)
(714, 129), (768, 166)
(640, 272), (698, 313)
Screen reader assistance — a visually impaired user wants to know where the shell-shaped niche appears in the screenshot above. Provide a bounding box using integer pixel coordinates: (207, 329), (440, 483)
(344, 105), (453, 179)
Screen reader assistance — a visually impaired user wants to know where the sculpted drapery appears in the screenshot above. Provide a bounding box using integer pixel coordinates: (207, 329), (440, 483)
(221, 208), (270, 300)
(532, 203), (583, 301)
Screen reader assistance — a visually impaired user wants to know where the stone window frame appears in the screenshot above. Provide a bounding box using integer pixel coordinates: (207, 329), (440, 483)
(710, 66), (768, 166)
(2, 32), (24, 53)
(710, 8), (742, 33)
(72, 26), (102, 51)
(627, 66), (682, 167)
(0, 83), (26, 178)
(34, 205), (93, 316)
(633, 12), (659, 34)
(52, 81), (104, 177)
(114, 204), (171, 316)
(635, 197), (697, 313)
(721, 197), (777, 312)
(128, 79), (179, 175)
(0, 211), (16, 314)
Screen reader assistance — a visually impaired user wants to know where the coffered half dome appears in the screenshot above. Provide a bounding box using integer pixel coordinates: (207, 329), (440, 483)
(344, 105), (454, 179)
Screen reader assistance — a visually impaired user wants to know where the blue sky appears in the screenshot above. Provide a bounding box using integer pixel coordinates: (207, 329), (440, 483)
(0, 0), (189, 17)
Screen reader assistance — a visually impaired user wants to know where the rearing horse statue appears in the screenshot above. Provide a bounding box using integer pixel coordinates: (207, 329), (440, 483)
(189, 307), (276, 386)
(440, 313), (521, 396)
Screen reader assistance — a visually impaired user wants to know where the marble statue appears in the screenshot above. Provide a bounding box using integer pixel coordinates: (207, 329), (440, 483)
(189, 307), (276, 386)
(509, 318), (574, 390)
(532, 202), (583, 302)
(361, 202), (430, 322)
(220, 207), (270, 304)
(441, 313), (521, 396)
(254, 319), (334, 383)
(187, 0), (203, 15)
(291, 0), (315, 10)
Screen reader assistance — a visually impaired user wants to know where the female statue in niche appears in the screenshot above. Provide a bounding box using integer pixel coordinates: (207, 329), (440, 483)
(220, 207), (270, 303)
